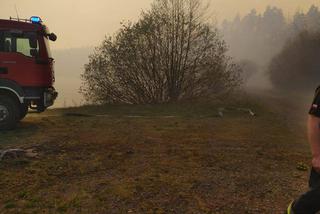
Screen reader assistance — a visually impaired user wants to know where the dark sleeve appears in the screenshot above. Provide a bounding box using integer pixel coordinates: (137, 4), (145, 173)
(309, 87), (320, 117)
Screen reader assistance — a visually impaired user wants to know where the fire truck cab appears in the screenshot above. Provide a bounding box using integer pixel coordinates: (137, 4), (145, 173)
(0, 16), (57, 130)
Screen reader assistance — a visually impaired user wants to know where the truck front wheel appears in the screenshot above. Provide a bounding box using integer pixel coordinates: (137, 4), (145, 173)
(0, 95), (19, 130)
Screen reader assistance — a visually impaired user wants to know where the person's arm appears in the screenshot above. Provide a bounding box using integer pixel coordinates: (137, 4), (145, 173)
(308, 115), (320, 172)
(308, 87), (320, 172)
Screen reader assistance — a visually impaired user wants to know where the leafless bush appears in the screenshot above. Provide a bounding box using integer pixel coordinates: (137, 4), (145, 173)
(81, 0), (242, 104)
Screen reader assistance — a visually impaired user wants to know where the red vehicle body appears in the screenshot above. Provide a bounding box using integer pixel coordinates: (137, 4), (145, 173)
(0, 17), (57, 130)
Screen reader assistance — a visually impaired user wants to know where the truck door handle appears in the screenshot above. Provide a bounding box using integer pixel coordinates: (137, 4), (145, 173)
(0, 67), (8, 74)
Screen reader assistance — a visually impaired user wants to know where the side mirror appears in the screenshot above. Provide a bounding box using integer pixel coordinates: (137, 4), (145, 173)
(48, 33), (57, 41)
(29, 38), (38, 49)
(30, 49), (39, 57)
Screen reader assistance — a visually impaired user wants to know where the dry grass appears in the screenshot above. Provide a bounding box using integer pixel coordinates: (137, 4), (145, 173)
(0, 94), (312, 213)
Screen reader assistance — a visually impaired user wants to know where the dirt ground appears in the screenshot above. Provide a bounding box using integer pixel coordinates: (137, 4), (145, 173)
(0, 93), (314, 213)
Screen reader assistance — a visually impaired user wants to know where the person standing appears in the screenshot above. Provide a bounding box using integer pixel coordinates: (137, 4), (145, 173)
(287, 87), (320, 214)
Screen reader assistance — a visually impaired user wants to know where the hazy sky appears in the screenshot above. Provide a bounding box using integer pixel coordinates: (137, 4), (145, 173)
(0, 0), (318, 50)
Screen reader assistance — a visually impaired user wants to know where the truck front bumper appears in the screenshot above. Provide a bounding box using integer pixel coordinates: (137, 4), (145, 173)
(22, 86), (58, 112)
(44, 87), (58, 107)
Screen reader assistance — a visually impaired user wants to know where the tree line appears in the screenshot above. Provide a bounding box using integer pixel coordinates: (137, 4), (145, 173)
(221, 5), (320, 66)
(222, 5), (320, 91)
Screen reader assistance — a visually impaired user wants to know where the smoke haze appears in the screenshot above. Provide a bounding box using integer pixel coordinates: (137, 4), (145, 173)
(0, 0), (319, 106)
(1, 0), (318, 49)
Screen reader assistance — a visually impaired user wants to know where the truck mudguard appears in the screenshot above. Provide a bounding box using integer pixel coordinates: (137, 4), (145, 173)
(0, 79), (25, 103)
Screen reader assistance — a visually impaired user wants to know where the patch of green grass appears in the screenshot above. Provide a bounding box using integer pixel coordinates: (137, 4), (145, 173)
(51, 93), (264, 118)
(17, 191), (28, 199)
(4, 201), (16, 209)
(56, 205), (68, 213)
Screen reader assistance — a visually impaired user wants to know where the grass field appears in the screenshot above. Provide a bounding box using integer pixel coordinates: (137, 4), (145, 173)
(0, 92), (313, 213)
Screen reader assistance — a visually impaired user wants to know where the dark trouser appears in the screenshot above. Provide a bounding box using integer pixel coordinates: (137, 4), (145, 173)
(293, 168), (320, 214)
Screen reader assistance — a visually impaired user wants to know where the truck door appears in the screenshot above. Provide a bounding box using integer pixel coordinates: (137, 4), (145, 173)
(0, 31), (50, 87)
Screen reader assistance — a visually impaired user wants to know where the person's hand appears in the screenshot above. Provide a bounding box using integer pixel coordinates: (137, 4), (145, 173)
(312, 156), (320, 173)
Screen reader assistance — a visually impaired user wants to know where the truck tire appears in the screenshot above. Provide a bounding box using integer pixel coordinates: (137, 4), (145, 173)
(0, 95), (19, 130)
(19, 104), (28, 121)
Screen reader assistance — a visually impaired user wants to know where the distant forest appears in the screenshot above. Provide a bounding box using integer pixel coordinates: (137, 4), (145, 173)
(221, 5), (320, 66)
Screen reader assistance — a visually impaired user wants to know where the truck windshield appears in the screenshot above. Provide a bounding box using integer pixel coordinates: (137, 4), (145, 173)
(0, 31), (39, 57)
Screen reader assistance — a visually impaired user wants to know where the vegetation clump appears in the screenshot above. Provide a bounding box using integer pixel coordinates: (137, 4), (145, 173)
(81, 0), (241, 104)
(268, 31), (320, 91)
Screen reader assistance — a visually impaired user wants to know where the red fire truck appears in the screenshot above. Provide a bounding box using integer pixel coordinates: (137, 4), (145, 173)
(0, 16), (57, 130)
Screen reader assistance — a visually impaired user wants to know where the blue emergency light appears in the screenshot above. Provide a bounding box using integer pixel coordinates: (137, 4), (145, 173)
(30, 16), (42, 24)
